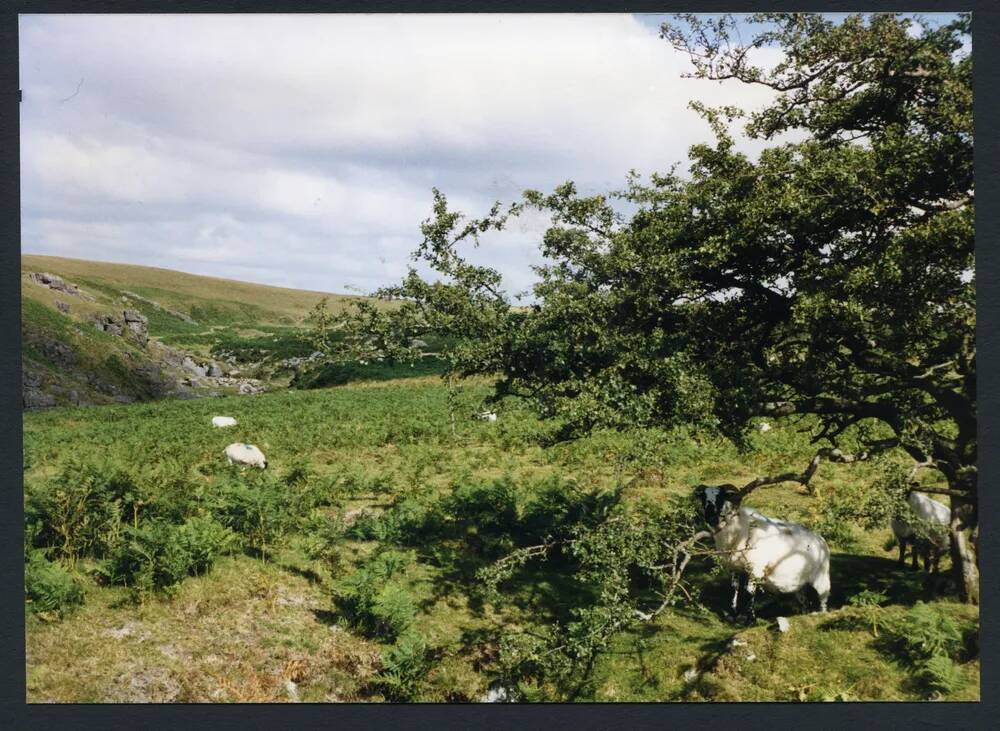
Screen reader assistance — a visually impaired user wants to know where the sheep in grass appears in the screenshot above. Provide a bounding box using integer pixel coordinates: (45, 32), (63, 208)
(888, 485), (950, 573)
(212, 416), (237, 428)
(477, 411), (498, 422)
(696, 484), (831, 622)
(224, 442), (268, 469)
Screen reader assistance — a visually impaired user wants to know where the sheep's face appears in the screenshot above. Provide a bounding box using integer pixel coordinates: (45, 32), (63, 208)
(696, 485), (741, 528)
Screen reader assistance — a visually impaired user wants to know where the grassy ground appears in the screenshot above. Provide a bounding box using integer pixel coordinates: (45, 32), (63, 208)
(23, 376), (979, 702)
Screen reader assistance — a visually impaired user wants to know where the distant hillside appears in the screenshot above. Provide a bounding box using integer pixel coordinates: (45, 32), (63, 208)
(20, 255), (369, 409)
(22, 255), (359, 325)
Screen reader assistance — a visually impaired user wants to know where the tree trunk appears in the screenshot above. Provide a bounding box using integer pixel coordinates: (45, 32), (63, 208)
(949, 494), (979, 604)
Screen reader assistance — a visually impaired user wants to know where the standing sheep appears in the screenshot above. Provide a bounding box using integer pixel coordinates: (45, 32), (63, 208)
(224, 442), (268, 469)
(888, 486), (950, 573)
(696, 484), (831, 621)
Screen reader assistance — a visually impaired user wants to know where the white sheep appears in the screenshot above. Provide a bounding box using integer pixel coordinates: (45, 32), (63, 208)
(889, 488), (950, 573)
(477, 411), (498, 422)
(224, 442), (268, 469)
(696, 484), (831, 620)
(758, 422), (771, 433)
(212, 416), (237, 428)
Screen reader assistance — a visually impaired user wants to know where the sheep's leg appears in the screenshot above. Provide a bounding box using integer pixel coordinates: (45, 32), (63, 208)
(743, 579), (757, 623)
(817, 588), (829, 613)
(730, 574), (741, 612)
(911, 544), (919, 571)
(897, 539), (908, 567)
(812, 570), (831, 614)
(795, 589), (810, 614)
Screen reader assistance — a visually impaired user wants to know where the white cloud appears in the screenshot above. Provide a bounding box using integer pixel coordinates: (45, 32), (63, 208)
(20, 13), (783, 296)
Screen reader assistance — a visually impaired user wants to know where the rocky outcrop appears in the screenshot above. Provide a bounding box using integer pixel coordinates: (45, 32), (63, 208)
(92, 314), (124, 337)
(238, 381), (266, 395)
(182, 356), (208, 377)
(27, 272), (96, 301)
(35, 336), (78, 369)
(123, 310), (149, 346)
(54, 300), (70, 314)
(90, 310), (149, 346)
(23, 371), (55, 409)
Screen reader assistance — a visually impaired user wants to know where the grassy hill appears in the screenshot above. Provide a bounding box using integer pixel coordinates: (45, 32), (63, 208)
(22, 254), (360, 325)
(21, 255), (432, 408)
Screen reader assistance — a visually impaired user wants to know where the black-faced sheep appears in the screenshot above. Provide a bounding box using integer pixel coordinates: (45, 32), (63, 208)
(696, 484), (831, 621)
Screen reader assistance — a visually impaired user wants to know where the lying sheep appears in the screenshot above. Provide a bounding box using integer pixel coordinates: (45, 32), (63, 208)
(477, 411), (498, 422)
(888, 486), (950, 573)
(212, 416), (237, 428)
(224, 442), (267, 469)
(696, 484), (831, 621)
(758, 422), (771, 433)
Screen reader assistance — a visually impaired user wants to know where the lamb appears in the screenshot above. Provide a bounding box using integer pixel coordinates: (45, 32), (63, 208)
(212, 416), (237, 428)
(224, 442), (267, 469)
(888, 487), (950, 573)
(696, 484), (831, 621)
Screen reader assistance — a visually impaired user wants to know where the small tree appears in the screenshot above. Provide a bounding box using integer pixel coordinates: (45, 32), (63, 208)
(329, 13), (976, 602)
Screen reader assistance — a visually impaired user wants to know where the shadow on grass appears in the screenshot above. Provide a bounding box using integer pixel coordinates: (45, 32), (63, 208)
(278, 562), (324, 585)
(829, 553), (933, 608)
(691, 552), (934, 623)
(311, 608), (339, 627)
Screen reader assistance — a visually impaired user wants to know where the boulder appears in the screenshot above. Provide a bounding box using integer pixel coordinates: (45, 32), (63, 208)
(28, 272), (95, 300)
(36, 337), (78, 369)
(122, 310), (149, 346)
(91, 313), (125, 337)
(182, 356), (208, 377)
(23, 389), (55, 409)
(54, 300), (70, 314)
(207, 364), (223, 377)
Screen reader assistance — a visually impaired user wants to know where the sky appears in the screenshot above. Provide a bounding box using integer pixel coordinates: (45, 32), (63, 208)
(18, 13), (959, 299)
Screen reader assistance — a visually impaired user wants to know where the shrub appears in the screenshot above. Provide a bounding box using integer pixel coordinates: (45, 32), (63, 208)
(847, 589), (889, 636)
(372, 631), (432, 702)
(879, 602), (969, 697)
(520, 476), (618, 543)
(25, 550), (85, 617)
(104, 517), (234, 598)
(177, 516), (238, 574)
(914, 654), (964, 695)
(347, 497), (439, 545)
(885, 602), (964, 663)
(334, 549), (417, 641)
(104, 520), (194, 597)
(300, 509), (347, 576)
(207, 473), (291, 557)
(25, 461), (131, 561)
